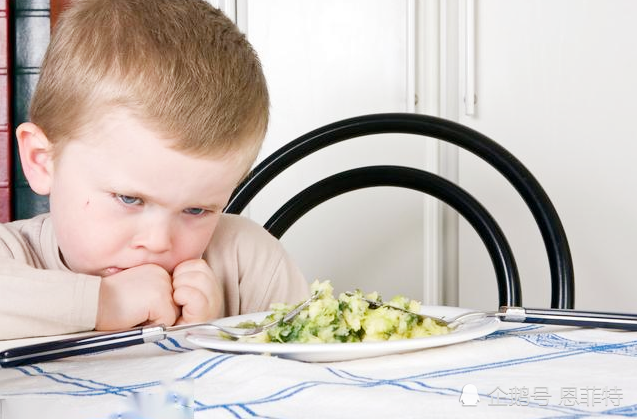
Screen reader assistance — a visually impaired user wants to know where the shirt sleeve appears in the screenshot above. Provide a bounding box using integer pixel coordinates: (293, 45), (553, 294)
(0, 224), (101, 339)
(245, 242), (310, 313)
(205, 214), (310, 316)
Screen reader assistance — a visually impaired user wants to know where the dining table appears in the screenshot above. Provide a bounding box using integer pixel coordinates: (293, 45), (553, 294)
(1, 311), (636, 419)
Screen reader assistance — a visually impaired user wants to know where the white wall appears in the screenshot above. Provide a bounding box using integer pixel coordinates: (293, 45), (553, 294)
(212, 0), (636, 312)
(453, 0), (637, 311)
(239, 0), (434, 301)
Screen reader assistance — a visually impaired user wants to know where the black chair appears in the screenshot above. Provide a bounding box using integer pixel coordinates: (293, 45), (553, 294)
(224, 113), (574, 309)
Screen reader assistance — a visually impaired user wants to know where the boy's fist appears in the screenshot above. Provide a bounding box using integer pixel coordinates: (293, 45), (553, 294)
(172, 259), (224, 324)
(96, 264), (180, 330)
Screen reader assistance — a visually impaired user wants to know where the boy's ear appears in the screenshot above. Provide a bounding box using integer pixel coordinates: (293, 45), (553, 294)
(16, 122), (55, 195)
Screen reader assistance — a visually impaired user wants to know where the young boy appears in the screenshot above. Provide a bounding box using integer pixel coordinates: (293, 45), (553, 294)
(0, 0), (309, 340)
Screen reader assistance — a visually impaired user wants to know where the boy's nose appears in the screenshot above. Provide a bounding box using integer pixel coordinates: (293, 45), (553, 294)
(131, 219), (173, 254)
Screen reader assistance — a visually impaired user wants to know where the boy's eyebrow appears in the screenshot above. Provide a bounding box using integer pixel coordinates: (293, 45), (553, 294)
(113, 188), (223, 210)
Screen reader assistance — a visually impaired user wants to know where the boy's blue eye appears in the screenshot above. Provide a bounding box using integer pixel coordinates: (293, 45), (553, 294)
(117, 194), (143, 205)
(184, 208), (205, 215)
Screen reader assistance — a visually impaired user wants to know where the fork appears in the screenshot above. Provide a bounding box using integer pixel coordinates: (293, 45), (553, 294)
(345, 293), (637, 331)
(0, 291), (320, 368)
(344, 292), (456, 327)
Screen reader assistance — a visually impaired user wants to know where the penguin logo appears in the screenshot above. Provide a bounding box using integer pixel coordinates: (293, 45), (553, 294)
(459, 384), (480, 406)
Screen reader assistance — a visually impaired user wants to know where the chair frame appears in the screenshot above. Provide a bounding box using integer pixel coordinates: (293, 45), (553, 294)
(225, 113), (574, 309)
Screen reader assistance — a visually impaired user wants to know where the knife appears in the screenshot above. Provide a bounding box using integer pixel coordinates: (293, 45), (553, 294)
(0, 325), (167, 368)
(499, 307), (637, 330)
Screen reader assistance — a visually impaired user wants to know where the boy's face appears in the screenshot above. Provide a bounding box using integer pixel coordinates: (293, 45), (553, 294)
(47, 110), (249, 277)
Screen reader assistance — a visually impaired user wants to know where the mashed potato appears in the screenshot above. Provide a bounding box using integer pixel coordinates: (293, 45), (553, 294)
(241, 280), (449, 343)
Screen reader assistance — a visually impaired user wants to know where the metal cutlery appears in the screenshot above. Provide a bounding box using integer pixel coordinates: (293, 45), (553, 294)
(0, 291), (320, 368)
(346, 293), (637, 331)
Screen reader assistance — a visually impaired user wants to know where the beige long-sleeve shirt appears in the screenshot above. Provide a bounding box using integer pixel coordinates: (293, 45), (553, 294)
(0, 213), (309, 339)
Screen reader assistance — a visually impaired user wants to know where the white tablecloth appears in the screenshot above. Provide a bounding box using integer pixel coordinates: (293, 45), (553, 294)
(1, 322), (636, 418)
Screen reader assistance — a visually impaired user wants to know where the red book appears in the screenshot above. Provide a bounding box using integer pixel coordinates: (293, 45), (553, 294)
(0, 0), (11, 222)
(51, 0), (71, 30)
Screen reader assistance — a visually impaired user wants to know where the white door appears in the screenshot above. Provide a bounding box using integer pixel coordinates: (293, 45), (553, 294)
(236, 0), (441, 302)
(448, 0), (637, 311)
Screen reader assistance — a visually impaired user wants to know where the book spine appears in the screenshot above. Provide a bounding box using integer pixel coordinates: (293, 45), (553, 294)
(0, 0), (10, 222)
(11, 0), (50, 220)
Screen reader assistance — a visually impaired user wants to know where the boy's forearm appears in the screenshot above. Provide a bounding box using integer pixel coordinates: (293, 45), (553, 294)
(0, 259), (101, 339)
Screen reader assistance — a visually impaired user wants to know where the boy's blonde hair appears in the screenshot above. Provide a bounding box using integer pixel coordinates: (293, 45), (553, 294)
(30, 0), (269, 163)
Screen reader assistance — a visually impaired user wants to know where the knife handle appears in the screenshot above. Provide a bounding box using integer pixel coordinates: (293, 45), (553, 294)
(0, 326), (166, 368)
(500, 307), (637, 330)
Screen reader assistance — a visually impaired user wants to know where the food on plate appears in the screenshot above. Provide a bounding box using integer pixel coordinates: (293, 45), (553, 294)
(238, 280), (450, 343)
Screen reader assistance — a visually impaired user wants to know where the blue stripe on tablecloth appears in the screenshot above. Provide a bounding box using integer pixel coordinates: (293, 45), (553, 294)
(8, 366), (160, 397)
(191, 354), (637, 418)
(190, 371), (611, 418)
(518, 333), (637, 356)
(483, 326), (637, 357)
(5, 331), (637, 418)
(13, 364), (128, 393)
(600, 404), (637, 417)
(182, 353), (234, 379)
(534, 403), (637, 418)
(5, 354), (235, 397)
(153, 336), (194, 352)
(318, 340), (637, 384)
(221, 405), (243, 418)
(482, 324), (545, 337)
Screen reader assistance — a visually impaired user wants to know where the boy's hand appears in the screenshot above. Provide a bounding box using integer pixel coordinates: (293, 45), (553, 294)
(172, 259), (224, 325)
(96, 264), (180, 331)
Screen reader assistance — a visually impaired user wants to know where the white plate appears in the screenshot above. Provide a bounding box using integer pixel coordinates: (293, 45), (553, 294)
(186, 306), (499, 362)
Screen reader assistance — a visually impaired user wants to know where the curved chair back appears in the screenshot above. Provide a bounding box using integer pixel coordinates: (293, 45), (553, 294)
(225, 113), (574, 309)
